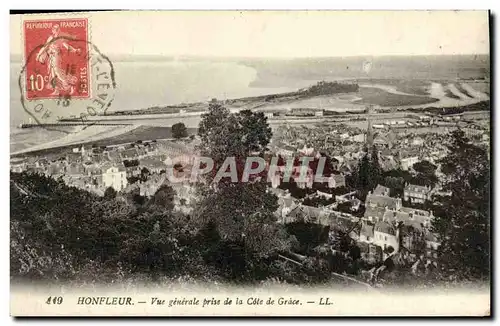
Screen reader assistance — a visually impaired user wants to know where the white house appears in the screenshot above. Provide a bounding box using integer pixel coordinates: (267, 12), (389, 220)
(404, 183), (432, 204)
(401, 156), (419, 171)
(373, 221), (400, 254)
(102, 166), (128, 192)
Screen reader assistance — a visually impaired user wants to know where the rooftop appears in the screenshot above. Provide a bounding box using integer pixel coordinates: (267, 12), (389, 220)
(364, 206), (387, 220)
(374, 220), (397, 236)
(373, 184), (391, 197)
(405, 184), (431, 193)
(366, 193), (401, 210)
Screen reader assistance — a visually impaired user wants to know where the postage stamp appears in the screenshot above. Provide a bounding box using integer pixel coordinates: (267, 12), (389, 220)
(23, 18), (90, 100)
(19, 16), (116, 127)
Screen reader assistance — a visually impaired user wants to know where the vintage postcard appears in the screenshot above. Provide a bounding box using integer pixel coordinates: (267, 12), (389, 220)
(10, 10), (490, 316)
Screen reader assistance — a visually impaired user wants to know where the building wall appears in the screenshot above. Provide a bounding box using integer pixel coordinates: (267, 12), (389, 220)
(359, 233), (373, 244)
(401, 156), (419, 170)
(404, 190), (429, 203)
(102, 167), (128, 192)
(373, 231), (399, 253)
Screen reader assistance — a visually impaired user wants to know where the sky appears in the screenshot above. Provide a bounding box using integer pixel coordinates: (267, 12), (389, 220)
(10, 10), (490, 58)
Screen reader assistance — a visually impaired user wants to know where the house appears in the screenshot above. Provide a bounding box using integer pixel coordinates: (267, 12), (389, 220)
(35, 158), (49, 168)
(139, 158), (167, 174)
(269, 171), (281, 188)
(373, 221), (400, 254)
(399, 206), (434, 227)
(327, 174), (346, 188)
(66, 162), (85, 176)
(359, 222), (375, 243)
(351, 133), (365, 143)
(404, 183), (431, 204)
(120, 148), (139, 161)
(278, 145), (297, 158)
(412, 137), (424, 146)
(299, 144), (315, 156)
(380, 155), (398, 171)
(335, 190), (357, 203)
(424, 232), (440, 259)
(283, 204), (330, 226)
(275, 196), (299, 220)
(66, 152), (83, 164)
(139, 174), (167, 197)
(349, 198), (362, 212)
(329, 214), (359, 240)
(11, 164), (25, 173)
(102, 165), (128, 192)
(317, 191), (333, 199)
(363, 206), (386, 222)
(372, 184), (390, 197)
(340, 133), (349, 140)
(373, 135), (390, 148)
(365, 191), (402, 211)
(47, 163), (64, 176)
(358, 242), (383, 264)
(400, 156), (419, 170)
(172, 183), (196, 213)
(294, 169), (314, 189)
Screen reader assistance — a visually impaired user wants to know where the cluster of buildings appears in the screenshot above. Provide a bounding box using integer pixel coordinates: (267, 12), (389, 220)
(271, 115), (488, 179)
(267, 116), (459, 274)
(12, 102), (489, 280)
(10, 139), (198, 210)
(272, 181), (441, 270)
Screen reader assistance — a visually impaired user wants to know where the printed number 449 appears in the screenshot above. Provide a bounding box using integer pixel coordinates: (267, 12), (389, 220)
(46, 296), (63, 305)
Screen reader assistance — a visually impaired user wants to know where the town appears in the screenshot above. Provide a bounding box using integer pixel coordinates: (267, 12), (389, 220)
(9, 95), (490, 286)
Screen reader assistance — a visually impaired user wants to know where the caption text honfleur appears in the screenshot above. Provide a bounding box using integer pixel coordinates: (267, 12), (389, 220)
(72, 296), (334, 307)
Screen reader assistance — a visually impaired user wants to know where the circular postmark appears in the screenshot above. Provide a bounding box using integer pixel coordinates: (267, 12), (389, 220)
(18, 35), (116, 131)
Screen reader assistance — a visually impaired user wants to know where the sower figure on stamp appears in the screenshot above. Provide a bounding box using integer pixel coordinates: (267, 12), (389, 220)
(36, 24), (81, 96)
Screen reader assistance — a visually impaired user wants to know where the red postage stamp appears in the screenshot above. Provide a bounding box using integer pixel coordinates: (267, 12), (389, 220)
(23, 18), (90, 100)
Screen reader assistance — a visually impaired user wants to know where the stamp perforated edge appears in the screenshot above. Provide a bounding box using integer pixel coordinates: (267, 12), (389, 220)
(19, 13), (93, 102)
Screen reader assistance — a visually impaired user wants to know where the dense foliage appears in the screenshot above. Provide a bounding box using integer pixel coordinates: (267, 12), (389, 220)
(431, 130), (490, 281)
(172, 122), (188, 139)
(303, 81), (359, 96)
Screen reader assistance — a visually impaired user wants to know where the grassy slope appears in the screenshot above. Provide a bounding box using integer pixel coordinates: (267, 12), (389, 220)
(355, 87), (439, 106)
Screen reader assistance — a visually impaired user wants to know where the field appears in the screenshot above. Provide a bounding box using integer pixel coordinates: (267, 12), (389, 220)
(87, 126), (198, 147)
(361, 79), (432, 96)
(355, 87), (439, 107)
(465, 82), (490, 96)
(11, 126), (198, 158)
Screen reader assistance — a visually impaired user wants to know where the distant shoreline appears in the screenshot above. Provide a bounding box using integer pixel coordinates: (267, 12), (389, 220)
(9, 53), (490, 63)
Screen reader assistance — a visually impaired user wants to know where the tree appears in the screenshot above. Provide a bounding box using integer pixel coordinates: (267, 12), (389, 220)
(172, 122), (188, 139)
(412, 160), (438, 187)
(195, 102), (294, 279)
(432, 130), (490, 281)
(104, 186), (117, 199)
(413, 160), (437, 175)
(149, 184), (176, 210)
(354, 146), (381, 195)
(237, 110), (272, 154)
(370, 146), (382, 187)
(198, 103), (272, 167)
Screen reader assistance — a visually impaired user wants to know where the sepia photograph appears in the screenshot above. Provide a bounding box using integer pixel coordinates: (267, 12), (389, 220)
(9, 10), (491, 316)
